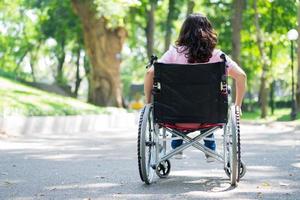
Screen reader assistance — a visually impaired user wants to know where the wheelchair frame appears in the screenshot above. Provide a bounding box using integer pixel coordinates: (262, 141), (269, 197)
(137, 57), (246, 186)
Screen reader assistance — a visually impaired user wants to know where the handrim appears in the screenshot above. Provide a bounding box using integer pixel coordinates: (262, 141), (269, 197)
(137, 104), (156, 184)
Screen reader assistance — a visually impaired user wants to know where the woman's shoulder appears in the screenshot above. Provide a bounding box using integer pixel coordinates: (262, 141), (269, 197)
(212, 49), (223, 57)
(159, 45), (178, 63)
(211, 49), (239, 68)
(168, 45), (184, 55)
(209, 49), (223, 62)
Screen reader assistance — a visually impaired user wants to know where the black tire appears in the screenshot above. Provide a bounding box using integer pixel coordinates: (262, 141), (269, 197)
(225, 161), (246, 179)
(156, 160), (171, 178)
(137, 104), (156, 184)
(227, 105), (239, 186)
(239, 161), (247, 179)
(224, 105), (247, 181)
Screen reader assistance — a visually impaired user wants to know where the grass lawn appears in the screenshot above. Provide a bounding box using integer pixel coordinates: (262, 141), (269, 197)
(242, 108), (300, 123)
(0, 76), (105, 116)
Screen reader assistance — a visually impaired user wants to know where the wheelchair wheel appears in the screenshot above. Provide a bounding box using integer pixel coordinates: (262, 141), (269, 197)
(224, 105), (240, 186)
(239, 161), (246, 178)
(137, 104), (156, 184)
(156, 160), (171, 178)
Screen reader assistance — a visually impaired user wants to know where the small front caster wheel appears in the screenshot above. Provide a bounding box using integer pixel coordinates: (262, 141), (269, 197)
(156, 160), (171, 178)
(225, 161), (246, 179)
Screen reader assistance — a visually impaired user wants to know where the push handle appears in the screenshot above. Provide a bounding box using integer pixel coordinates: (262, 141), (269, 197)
(146, 55), (158, 69)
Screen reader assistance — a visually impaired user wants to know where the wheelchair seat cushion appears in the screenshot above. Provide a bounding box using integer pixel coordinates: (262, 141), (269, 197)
(161, 123), (223, 132)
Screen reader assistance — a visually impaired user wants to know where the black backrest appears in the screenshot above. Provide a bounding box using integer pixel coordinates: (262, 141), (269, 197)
(153, 62), (228, 124)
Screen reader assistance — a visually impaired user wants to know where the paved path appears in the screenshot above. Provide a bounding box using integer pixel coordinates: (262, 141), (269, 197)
(0, 121), (300, 200)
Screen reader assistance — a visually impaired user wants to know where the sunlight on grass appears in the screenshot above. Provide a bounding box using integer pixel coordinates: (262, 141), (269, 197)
(243, 108), (300, 123)
(0, 77), (105, 116)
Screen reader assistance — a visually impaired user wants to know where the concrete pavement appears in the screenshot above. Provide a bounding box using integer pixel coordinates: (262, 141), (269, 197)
(0, 119), (300, 200)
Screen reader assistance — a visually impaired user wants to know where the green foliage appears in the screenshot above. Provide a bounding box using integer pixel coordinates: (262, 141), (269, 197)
(242, 0), (297, 88)
(0, 0), (38, 75)
(38, 0), (82, 44)
(35, 0), (84, 86)
(121, 0), (188, 98)
(94, 0), (141, 28)
(202, 0), (233, 54)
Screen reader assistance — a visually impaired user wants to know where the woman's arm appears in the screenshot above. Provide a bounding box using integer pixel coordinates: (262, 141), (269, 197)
(144, 46), (175, 104)
(228, 64), (247, 108)
(144, 66), (154, 104)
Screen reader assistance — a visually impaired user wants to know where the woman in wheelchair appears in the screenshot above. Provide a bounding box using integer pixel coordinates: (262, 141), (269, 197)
(139, 13), (247, 185)
(145, 14), (246, 159)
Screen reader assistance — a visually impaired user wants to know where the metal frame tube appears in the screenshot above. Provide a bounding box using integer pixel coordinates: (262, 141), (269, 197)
(155, 126), (224, 165)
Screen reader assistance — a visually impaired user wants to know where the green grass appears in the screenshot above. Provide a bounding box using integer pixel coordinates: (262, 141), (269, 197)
(242, 108), (300, 123)
(0, 76), (106, 116)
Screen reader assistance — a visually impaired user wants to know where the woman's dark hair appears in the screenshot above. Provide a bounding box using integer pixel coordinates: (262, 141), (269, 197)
(176, 13), (217, 63)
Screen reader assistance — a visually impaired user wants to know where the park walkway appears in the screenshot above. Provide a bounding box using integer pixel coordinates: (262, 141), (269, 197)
(0, 117), (300, 200)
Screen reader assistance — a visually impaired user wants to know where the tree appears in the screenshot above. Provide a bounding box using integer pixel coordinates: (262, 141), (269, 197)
(39, 0), (81, 86)
(202, 0), (233, 53)
(254, 0), (269, 118)
(0, 0), (42, 81)
(164, 0), (175, 51)
(145, 0), (157, 59)
(268, 0), (275, 115)
(71, 0), (131, 107)
(297, 0), (300, 111)
(186, 0), (195, 17)
(164, 0), (183, 51)
(231, 0), (244, 101)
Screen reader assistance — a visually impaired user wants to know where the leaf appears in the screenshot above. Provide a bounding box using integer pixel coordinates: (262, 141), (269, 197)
(261, 182), (271, 187)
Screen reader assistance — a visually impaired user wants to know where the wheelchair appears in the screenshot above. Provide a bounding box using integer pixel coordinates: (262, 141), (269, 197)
(137, 55), (246, 186)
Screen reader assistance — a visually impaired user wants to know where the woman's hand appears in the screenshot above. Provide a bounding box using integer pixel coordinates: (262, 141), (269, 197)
(235, 105), (242, 116)
(228, 63), (247, 112)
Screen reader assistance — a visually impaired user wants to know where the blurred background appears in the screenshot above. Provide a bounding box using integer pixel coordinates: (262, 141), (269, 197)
(0, 0), (299, 122)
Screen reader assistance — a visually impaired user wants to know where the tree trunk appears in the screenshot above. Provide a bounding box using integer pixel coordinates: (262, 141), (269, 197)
(74, 48), (82, 97)
(145, 0), (156, 59)
(164, 0), (175, 51)
(297, 0), (300, 111)
(72, 0), (125, 107)
(231, 0), (244, 103)
(232, 0), (243, 66)
(186, 0), (195, 17)
(254, 0), (269, 118)
(258, 72), (269, 118)
(14, 48), (29, 75)
(29, 52), (36, 82)
(269, 1), (275, 115)
(83, 53), (93, 103)
(29, 43), (41, 82)
(56, 39), (66, 85)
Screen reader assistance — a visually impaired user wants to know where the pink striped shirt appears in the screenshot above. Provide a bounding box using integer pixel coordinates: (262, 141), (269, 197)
(159, 45), (239, 75)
